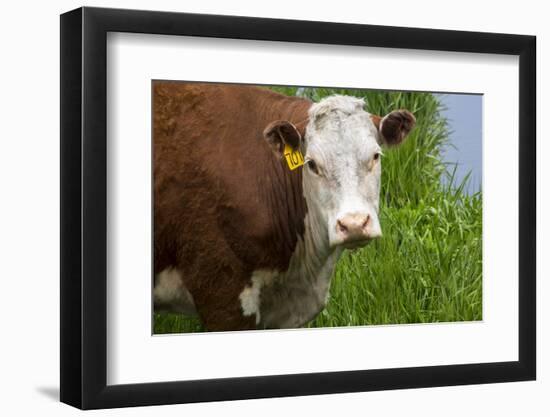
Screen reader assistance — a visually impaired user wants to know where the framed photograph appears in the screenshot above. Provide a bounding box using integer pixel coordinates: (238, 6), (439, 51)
(60, 6), (536, 409)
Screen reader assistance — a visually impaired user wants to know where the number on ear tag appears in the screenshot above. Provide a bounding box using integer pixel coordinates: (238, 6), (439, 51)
(283, 144), (304, 170)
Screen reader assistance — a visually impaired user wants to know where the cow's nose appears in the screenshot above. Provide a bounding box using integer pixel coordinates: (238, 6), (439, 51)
(336, 213), (373, 246)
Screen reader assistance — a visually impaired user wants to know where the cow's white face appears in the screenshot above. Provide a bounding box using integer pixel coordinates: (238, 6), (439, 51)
(302, 96), (415, 249)
(262, 94), (415, 251)
(303, 96), (382, 248)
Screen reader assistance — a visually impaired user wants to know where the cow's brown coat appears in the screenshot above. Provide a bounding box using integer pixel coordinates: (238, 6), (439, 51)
(153, 82), (312, 330)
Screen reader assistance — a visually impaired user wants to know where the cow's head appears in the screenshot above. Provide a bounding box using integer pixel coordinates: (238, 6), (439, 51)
(264, 95), (415, 250)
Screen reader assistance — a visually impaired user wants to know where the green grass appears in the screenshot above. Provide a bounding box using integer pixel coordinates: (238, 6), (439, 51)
(154, 86), (482, 334)
(154, 311), (204, 334)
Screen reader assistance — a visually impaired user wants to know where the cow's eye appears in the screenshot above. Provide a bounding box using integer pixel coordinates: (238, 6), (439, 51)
(368, 152), (382, 171)
(307, 159), (320, 175)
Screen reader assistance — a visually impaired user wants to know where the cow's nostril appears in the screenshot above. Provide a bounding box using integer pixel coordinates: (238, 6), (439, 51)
(337, 214), (372, 241)
(337, 219), (348, 234)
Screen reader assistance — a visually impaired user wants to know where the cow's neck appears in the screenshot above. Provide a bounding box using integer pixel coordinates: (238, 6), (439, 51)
(294, 197), (340, 280)
(256, 172), (344, 329)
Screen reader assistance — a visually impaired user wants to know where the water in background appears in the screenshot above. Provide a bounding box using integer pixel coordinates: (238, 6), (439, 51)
(436, 93), (483, 195)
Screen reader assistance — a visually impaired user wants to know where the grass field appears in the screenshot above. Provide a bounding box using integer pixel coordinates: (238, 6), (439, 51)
(153, 86), (482, 334)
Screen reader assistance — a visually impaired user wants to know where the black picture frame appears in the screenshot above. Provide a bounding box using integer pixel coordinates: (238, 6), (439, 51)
(60, 6), (536, 410)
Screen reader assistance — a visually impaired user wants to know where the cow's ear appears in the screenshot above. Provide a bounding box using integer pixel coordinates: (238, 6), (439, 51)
(263, 120), (302, 156)
(370, 110), (416, 147)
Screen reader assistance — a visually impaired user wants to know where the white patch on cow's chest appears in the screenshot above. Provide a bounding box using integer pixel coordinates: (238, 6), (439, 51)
(239, 215), (343, 329)
(154, 268), (197, 315)
(239, 270), (278, 325)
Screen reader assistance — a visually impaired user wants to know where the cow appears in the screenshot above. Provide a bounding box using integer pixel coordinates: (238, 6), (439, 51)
(153, 82), (415, 331)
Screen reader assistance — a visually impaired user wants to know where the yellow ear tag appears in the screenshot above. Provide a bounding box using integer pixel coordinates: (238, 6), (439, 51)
(283, 143), (305, 170)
